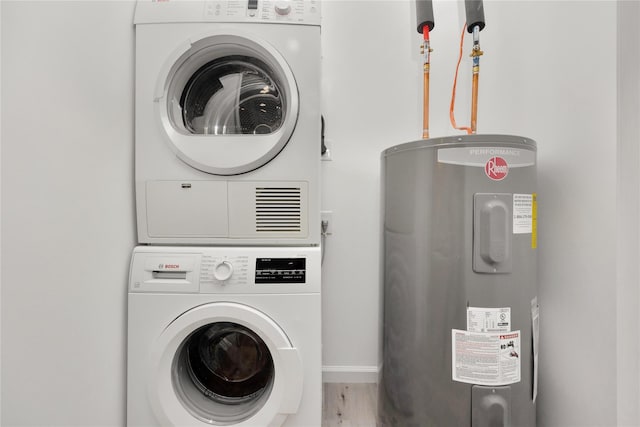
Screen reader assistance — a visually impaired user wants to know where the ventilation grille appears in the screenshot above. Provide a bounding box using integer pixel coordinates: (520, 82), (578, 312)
(255, 187), (302, 233)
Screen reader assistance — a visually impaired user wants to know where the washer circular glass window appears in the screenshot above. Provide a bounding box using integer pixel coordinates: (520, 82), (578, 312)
(172, 322), (275, 425)
(160, 34), (299, 176)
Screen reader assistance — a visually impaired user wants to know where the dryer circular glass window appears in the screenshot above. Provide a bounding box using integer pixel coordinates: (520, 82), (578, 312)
(172, 322), (275, 425)
(180, 56), (284, 136)
(159, 34), (300, 176)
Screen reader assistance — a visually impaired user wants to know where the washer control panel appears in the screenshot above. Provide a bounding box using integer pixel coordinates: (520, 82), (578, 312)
(130, 247), (319, 294)
(201, 254), (250, 286)
(200, 255), (306, 285)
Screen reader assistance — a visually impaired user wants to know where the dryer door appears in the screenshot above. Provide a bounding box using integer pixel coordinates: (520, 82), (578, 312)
(155, 31), (299, 176)
(149, 302), (303, 426)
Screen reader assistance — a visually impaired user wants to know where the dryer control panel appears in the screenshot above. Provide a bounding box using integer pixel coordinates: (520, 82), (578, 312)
(134, 0), (320, 25)
(205, 0), (320, 23)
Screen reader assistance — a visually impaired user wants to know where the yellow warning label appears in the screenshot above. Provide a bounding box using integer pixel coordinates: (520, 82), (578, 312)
(531, 193), (538, 249)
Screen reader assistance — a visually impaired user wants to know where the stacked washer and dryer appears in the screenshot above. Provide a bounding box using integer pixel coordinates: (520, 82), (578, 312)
(127, 1), (322, 426)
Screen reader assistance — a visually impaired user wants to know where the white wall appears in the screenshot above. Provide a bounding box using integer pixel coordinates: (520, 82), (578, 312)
(1, 2), (135, 425)
(320, 0), (419, 382)
(0, 1), (637, 426)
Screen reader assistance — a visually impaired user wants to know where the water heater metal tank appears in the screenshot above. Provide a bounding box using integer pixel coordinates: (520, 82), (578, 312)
(378, 134), (538, 427)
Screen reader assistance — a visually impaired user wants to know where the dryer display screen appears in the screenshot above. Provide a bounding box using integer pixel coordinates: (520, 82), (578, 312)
(255, 258), (306, 284)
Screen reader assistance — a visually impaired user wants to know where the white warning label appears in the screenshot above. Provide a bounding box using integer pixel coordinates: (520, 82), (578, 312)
(467, 307), (511, 333)
(513, 194), (533, 234)
(452, 329), (521, 386)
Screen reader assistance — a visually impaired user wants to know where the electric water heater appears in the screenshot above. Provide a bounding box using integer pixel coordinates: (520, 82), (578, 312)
(378, 134), (539, 426)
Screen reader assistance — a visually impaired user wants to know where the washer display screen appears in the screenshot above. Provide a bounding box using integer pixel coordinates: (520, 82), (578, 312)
(255, 258), (306, 284)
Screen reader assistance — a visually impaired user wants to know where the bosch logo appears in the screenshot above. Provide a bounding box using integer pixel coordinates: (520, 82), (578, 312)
(161, 264), (180, 269)
(485, 156), (508, 181)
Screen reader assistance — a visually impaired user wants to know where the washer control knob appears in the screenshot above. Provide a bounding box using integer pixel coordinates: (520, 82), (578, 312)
(274, 1), (291, 15)
(214, 261), (233, 282)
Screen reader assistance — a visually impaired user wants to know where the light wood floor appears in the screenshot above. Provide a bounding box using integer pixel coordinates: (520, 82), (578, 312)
(322, 383), (378, 427)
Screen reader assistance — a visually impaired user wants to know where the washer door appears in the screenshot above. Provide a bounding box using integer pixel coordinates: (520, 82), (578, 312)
(155, 31), (299, 176)
(149, 302), (303, 426)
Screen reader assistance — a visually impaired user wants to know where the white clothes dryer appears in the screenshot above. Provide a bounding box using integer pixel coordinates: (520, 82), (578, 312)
(127, 246), (321, 427)
(134, 0), (321, 245)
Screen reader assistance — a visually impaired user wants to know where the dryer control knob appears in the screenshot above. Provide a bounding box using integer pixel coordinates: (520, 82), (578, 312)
(274, 1), (291, 15)
(214, 261), (233, 282)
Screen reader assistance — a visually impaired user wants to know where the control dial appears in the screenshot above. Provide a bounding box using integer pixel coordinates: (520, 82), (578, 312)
(213, 261), (234, 282)
(274, 1), (292, 15)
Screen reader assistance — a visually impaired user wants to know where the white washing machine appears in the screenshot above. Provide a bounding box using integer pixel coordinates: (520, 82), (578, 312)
(127, 245), (321, 426)
(134, 0), (321, 246)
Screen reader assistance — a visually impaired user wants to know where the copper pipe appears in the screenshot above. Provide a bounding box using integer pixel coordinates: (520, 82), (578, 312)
(421, 27), (431, 139)
(423, 64), (430, 139)
(470, 25), (482, 134)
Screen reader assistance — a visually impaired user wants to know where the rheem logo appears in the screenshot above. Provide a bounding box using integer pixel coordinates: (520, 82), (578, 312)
(485, 156), (508, 181)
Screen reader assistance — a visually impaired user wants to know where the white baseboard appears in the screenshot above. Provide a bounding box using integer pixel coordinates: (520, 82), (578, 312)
(322, 365), (379, 383)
